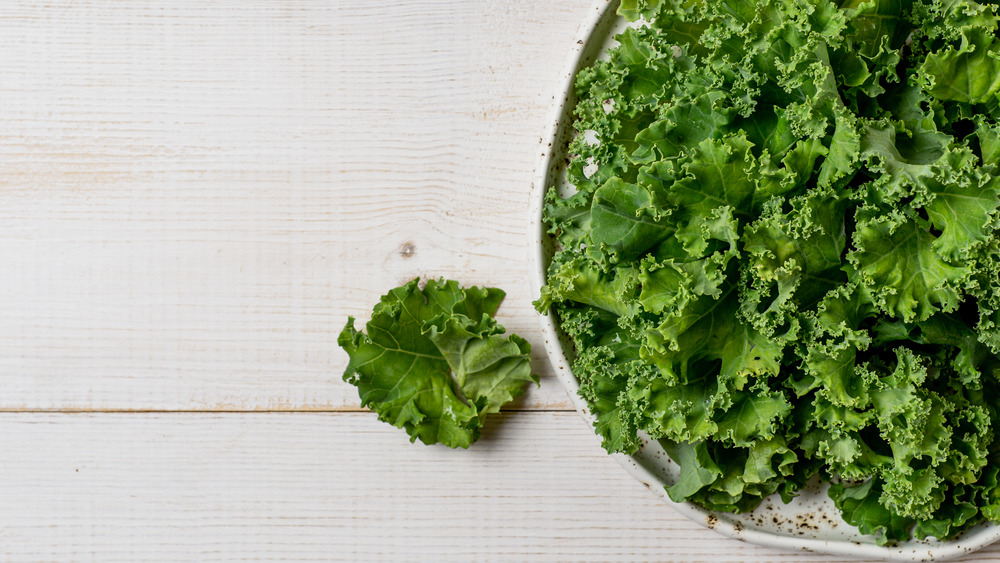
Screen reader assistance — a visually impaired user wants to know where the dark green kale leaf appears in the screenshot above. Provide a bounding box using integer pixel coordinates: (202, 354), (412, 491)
(341, 279), (537, 448)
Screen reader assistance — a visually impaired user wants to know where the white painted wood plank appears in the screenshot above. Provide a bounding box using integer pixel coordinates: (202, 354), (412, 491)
(2, 410), (990, 562)
(0, 0), (590, 410)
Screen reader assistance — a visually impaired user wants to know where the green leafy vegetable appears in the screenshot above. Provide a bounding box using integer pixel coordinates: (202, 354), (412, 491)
(341, 279), (538, 448)
(538, 0), (1000, 545)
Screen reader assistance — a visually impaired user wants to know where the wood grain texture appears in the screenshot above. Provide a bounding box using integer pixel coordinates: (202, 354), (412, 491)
(0, 0), (588, 410)
(0, 411), (992, 562)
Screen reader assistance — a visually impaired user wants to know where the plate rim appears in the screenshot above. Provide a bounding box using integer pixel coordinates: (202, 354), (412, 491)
(526, 0), (1000, 559)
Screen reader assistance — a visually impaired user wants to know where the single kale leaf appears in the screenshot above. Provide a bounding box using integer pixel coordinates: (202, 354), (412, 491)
(340, 279), (538, 448)
(537, 0), (1000, 546)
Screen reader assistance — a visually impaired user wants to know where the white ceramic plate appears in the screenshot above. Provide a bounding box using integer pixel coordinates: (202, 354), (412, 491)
(528, 1), (1000, 559)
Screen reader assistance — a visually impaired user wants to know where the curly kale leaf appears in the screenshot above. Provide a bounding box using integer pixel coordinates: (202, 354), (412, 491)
(341, 279), (537, 448)
(849, 207), (968, 323)
(830, 479), (916, 545)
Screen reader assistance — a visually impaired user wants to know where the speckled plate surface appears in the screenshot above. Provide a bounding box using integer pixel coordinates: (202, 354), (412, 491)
(528, 1), (1000, 559)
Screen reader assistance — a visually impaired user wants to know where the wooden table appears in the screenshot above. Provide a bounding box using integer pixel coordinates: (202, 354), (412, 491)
(1, 1), (996, 560)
